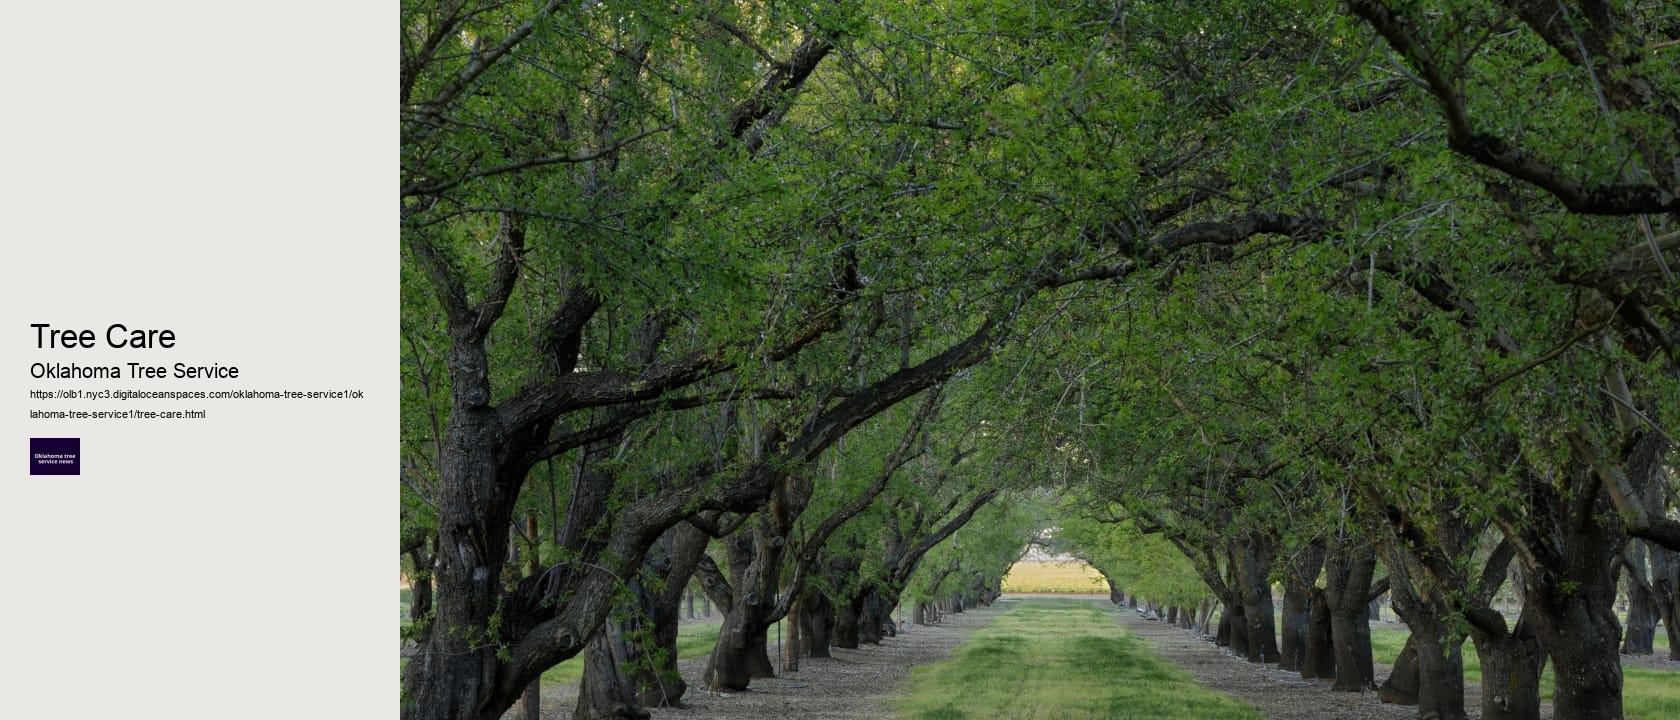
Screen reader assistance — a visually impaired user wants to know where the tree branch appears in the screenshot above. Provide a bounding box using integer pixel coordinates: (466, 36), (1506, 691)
(401, 124), (676, 198)
(1346, 0), (1680, 215)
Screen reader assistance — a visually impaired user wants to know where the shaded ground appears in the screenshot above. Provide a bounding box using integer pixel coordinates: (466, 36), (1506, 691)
(521, 605), (996, 720)
(1115, 601), (1677, 720)
(498, 595), (1678, 720)
(1114, 606), (1438, 720)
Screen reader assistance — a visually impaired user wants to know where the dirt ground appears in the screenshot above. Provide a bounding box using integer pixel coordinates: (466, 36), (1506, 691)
(516, 595), (1678, 720)
(1114, 606), (1449, 720)
(523, 606), (994, 720)
(1114, 602), (1674, 720)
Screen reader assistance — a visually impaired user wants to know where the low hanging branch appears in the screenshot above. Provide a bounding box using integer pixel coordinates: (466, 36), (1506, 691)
(1566, 430), (1680, 552)
(889, 488), (1002, 588)
(762, 391), (950, 621)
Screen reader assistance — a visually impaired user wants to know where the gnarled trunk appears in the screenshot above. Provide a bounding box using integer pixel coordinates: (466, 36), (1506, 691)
(834, 597), (861, 649)
(801, 590), (835, 658)
(1622, 541), (1658, 655)
(1236, 535), (1280, 664)
(1656, 542), (1680, 661)
(1225, 602), (1248, 656)
(1301, 588), (1336, 680)
(857, 590), (888, 644)
(1280, 543), (1327, 672)
(1384, 585), (1466, 719)
(1521, 553), (1623, 720)
(1469, 609), (1545, 720)
(1378, 642), (1419, 705)
(1323, 538), (1376, 692)
(700, 523), (785, 692)
(574, 624), (653, 720)
(1497, 442), (1648, 720)
(576, 523), (708, 717)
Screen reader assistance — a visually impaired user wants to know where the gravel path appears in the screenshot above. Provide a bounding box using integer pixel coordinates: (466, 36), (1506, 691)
(1115, 602), (1673, 720)
(512, 596), (1677, 720)
(1113, 605), (1423, 720)
(526, 605), (996, 720)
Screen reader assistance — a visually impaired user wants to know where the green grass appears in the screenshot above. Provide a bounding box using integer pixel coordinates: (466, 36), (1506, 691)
(1626, 668), (1680, 720)
(895, 598), (1261, 720)
(1370, 624), (1678, 717)
(1001, 560), (1107, 594)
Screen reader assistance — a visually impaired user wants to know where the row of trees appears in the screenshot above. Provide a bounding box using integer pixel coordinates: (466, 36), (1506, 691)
(401, 1), (1678, 718)
(1047, 2), (1680, 717)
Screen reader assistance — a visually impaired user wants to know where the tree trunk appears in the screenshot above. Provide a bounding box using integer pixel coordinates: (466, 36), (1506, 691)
(1414, 624), (1467, 720)
(1377, 540), (1471, 714)
(577, 524), (704, 716)
(1379, 641), (1419, 705)
(1327, 589), (1376, 691)
(1236, 536), (1280, 664)
(1469, 609), (1545, 720)
(1522, 558), (1623, 720)
(800, 591), (835, 658)
(783, 596), (801, 672)
(1226, 602), (1249, 656)
(1622, 541), (1658, 655)
(1281, 543), (1327, 672)
(700, 524), (784, 692)
(858, 591), (887, 644)
(403, 458), (634, 720)
(403, 535), (435, 647)
(834, 598), (860, 649)
(1279, 587), (1310, 671)
(1499, 450), (1641, 720)
(574, 623), (653, 720)
(913, 601), (927, 626)
(514, 684), (540, 720)
(576, 589), (663, 717)
(1323, 539), (1377, 692)
(633, 524), (708, 708)
(633, 591), (688, 708)
(707, 611), (777, 692)
(1302, 588), (1336, 680)
(1372, 509), (1470, 720)
(1656, 542), (1680, 661)
(402, 415), (523, 720)
(515, 515), (542, 720)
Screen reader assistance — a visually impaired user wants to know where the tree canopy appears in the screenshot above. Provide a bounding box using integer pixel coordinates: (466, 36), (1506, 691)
(401, 2), (1679, 719)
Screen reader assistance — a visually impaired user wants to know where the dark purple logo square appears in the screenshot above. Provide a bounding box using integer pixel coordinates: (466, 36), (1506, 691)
(30, 437), (80, 475)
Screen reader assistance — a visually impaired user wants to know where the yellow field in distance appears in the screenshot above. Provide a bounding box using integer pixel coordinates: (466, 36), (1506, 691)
(1002, 559), (1106, 594)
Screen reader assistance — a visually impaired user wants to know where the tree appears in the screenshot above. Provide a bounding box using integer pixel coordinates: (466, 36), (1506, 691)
(404, 1), (1303, 715)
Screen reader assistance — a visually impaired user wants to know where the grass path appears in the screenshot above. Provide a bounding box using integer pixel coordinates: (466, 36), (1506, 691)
(895, 598), (1261, 720)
